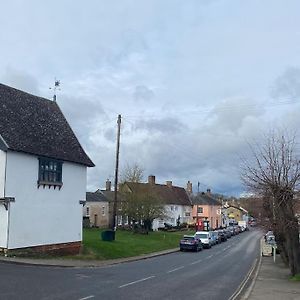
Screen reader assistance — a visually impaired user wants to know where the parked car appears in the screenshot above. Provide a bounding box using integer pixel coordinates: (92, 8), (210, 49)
(224, 228), (232, 238)
(233, 226), (240, 235)
(194, 231), (213, 248)
(180, 235), (203, 252)
(217, 230), (227, 242)
(227, 226), (235, 236)
(211, 231), (219, 245)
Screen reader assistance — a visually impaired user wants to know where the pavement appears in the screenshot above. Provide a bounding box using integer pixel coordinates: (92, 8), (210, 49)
(242, 253), (300, 300)
(0, 247), (179, 267)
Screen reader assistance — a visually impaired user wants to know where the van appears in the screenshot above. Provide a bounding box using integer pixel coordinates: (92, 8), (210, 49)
(194, 231), (213, 248)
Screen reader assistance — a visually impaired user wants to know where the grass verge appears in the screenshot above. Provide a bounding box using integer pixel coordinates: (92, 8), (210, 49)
(74, 228), (194, 260)
(290, 273), (300, 281)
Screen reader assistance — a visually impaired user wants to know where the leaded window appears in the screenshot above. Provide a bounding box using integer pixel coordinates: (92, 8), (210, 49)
(38, 157), (63, 188)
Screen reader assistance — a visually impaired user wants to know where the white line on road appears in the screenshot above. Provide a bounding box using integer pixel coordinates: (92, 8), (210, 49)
(78, 296), (95, 300)
(190, 259), (203, 265)
(207, 255), (213, 259)
(119, 276), (155, 288)
(166, 266), (184, 273)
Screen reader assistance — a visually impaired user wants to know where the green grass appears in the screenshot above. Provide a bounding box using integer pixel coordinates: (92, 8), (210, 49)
(290, 273), (300, 281)
(75, 228), (194, 260)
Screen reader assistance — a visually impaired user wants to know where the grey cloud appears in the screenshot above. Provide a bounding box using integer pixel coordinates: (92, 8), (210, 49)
(58, 94), (106, 148)
(271, 67), (300, 100)
(1, 67), (39, 95)
(133, 85), (155, 102)
(211, 97), (265, 132)
(103, 128), (116, 142)
(133, 117), (185, 134)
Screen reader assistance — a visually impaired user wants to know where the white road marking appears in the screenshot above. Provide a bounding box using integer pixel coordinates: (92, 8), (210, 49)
(166, 266), (184, 273)
(207, 255), (213, 259)
(78, 296), (95, 300)
(190, 259), (203, 265)
(119, 276), (155, 288)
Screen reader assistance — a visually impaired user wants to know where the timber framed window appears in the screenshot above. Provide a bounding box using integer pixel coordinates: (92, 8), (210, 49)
(38, 157), (63, 189)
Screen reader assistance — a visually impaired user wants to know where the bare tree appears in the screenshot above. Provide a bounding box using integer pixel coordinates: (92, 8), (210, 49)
(241, 132), (300, 275)
(120, 163), (144, 183)
(121, 184), (166, 233)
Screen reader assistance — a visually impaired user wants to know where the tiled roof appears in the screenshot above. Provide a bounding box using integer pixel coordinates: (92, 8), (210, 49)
(0, 83), (94, 167)
(86, 192), (108, 202)
(124, 182), (192, 206)
(191, 193), (221, 206)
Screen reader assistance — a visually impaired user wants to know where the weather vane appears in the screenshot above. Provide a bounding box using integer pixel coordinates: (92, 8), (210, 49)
(49, 78), (61, 102)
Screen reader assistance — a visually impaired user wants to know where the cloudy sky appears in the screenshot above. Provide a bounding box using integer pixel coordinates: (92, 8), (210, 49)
(1, 0), (300, 196)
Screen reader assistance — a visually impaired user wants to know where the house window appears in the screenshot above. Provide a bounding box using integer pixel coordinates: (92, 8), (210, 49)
(102, 206), (105, 216)
(175, 206), (178, 211)
(171, 206), (174, 211)
(86, 206), (90, 217)
(197, 206), (203, 214)
(185, 212), (190, 217)
(38, 157), (63, 187)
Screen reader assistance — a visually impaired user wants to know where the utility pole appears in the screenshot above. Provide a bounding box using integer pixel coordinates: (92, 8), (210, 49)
(112, 114), (121, 233)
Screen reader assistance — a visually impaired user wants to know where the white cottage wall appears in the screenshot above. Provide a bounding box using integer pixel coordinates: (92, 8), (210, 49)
(5, 151), (86, 249)
(0, 150), (8, 247)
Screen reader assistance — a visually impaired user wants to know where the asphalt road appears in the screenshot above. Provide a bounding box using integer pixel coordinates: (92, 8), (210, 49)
(0, 229), (261, 300)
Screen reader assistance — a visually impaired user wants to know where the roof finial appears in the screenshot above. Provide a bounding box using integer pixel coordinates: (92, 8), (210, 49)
(49, 78), (61, 102)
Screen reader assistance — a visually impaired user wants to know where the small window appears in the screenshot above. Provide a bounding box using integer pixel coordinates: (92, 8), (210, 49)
(197, 206), (203, 214)
(102, 206), (105, 216)
(170, 206), (174, 211)
(185, 212), (190, 217)
(86, 206), (90, 216)
(38, 157), (63, 188)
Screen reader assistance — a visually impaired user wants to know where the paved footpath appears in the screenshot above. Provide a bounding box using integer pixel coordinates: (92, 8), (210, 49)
(246, 255), (300, 300)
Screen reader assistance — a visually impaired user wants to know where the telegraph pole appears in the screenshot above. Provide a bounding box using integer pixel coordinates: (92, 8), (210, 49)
(112, 114), (121, 233)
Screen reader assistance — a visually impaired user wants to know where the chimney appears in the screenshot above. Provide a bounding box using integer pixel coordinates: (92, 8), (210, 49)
(206, 188), (211, 196)
(166, 181), (172, 188)
(148, 175), (156, 185)
(106, 180), (111, 191)
(186, 181), (192, 194)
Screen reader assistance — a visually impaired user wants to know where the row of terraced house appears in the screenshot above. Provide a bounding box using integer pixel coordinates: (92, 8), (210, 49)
(83, 175), (223, 231)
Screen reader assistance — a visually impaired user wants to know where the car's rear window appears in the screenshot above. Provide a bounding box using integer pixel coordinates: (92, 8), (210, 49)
(183, 237), (194, 241)
(195, 233), (208, 238)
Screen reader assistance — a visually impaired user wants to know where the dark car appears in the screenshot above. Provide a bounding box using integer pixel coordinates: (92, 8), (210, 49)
(180, 235), (203, 252)
(217, 230), (227, 242)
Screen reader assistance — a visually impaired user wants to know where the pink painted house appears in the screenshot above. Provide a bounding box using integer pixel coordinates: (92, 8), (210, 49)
(191, 189), (222, 230)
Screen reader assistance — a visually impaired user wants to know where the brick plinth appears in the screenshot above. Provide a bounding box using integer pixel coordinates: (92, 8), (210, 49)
(5, 241), (82, 256)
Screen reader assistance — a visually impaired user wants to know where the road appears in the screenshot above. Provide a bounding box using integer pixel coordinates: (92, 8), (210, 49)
(0, 229), (261, 300)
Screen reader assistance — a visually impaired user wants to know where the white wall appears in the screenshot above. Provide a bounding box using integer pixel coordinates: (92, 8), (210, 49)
(0, 150), (8, 247)
(152, 204), (192, 230)
(5, 151), (87, 249)
(0, 150), (6, 197)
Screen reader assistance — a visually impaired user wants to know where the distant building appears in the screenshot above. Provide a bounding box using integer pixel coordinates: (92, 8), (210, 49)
(121, 175), (193, 230)
(191, 190), (222, 230)
(84, 192), (109, 228)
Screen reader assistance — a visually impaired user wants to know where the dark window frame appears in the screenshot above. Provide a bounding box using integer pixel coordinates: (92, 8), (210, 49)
(197, 206), (203, 214)
(38, 157), (63, 189)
